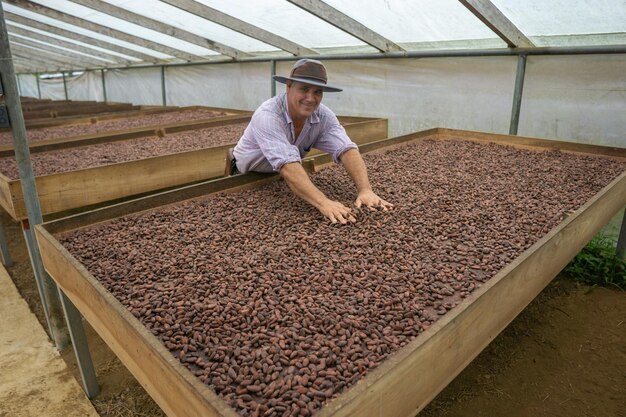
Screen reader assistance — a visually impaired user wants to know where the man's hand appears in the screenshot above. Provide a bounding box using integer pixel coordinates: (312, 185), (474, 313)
(319, 199), (356, 224)
(355, 189), (394, 211)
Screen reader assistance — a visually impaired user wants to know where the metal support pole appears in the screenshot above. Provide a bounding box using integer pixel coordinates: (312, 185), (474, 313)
(100, 69), (107, 103)
(161, 65), (166, 106)
(0, 221), (12, 266)
(58, 289), (100, 399)
(16, 73), (21, 96)
(270, 60), (276, 98)
(0, 4), (69, 349)
(617, 208), (626, 260)
(509, 54), (527, 135)
(62, 71), (68, 101)
(35, 72), (41, 99)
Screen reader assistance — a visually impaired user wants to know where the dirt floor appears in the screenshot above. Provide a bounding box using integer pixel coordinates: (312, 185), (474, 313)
(2, 208), (624, 417)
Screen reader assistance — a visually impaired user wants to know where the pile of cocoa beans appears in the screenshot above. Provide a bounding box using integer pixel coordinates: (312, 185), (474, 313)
(60, 139), (625, 417)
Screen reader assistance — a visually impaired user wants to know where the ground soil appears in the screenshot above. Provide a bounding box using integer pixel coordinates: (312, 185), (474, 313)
(2, 208), (624, 417)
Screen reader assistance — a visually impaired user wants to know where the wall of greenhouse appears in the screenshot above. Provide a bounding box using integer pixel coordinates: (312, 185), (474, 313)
(19, 54), (626, 148)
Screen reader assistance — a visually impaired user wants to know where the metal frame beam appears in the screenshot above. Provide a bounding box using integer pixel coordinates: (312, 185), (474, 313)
(0, 2), (69, 349)
(16, 44), (625, 74)
(4, 11), (150, 63)
(287, 0), (404, 53)
(4, 0), (199, 62)
(69, 0), (249, 60)
(459, 0), (534, 48)
(509, 54), (527, 135)
(617, 208), (626, 259)
(161, 0), (317, 56)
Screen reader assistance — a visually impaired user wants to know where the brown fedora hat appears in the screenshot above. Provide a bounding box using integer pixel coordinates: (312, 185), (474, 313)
(273, 59), (342, 92)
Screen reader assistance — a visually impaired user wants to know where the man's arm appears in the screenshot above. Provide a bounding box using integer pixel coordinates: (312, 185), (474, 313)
(340, 149), (393, 210)
(279, 162), (355, 224)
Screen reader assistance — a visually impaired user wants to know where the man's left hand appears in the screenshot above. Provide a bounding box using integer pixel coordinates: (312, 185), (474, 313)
(355, 189), (394, 211)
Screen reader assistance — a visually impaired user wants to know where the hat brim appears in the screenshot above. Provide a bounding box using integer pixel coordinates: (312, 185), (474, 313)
(273, 75), (343, 92)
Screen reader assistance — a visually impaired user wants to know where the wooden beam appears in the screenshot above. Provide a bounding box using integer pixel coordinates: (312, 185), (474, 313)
(3, 0), (201, 62)
(160, 0), (317, 56)
(11, 45), (98, 70)
(287, 0), (404, 53)
(4, 10), (157, 63)
(7, 24), (124, 65)
(9, 37), (110, 70)
(459, 0), (534, 48)
(11, 57), (43, 72)
(69, 0), (250, 60)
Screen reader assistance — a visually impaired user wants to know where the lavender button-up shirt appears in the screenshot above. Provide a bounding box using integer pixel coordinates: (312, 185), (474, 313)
(233, 93), (357, 173)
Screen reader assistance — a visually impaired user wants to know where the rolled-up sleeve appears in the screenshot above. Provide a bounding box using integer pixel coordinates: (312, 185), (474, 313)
(313, 111), (358, 164)
(249, 110), (302, 172)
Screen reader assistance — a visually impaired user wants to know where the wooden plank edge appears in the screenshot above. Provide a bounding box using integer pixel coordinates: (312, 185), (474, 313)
(39, 160), (318, 235)
(437, 128), (626, 158)
(316, 170), (626, 417)
(0, 114), (253, 157)
(35, 226), (241, 417)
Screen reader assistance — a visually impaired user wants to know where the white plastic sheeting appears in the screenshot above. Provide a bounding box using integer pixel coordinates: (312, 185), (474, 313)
(493, 0), (626, 40)
(22, 55), (625, 147)
(323, 0), (501, 44)
(518, 54), (626, 146)
(105, 67), (162, 105)
(16, 73), (38, 98)
(165, 62), (270, 111)
(287, 57), (517, 137)
(38, 75), (67, 100)
(67, 70), (104, 101)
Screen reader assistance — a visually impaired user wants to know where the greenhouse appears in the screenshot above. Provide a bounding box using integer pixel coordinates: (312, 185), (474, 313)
(0, 1), (624, 417)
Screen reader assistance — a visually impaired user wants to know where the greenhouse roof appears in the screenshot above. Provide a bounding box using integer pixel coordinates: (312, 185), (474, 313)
(2, 0), (626, 73)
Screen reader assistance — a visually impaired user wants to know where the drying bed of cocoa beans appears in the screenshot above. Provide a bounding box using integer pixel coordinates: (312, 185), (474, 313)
(59, 139), (625, 417)
(0, 109), (230, 145)
(0, 122), (248, 179)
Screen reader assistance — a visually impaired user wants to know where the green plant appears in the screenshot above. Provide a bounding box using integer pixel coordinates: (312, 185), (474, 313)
(564, 234), (626, 290)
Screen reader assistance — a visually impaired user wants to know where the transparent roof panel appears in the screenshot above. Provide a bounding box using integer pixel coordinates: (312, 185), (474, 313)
(29, 0), (219, 56)
(4, 2), (172, 59)
(492, 0), (626, 36)
(322, 0), (503, 43)
(195, 0), (367, 49)
(104, 0), (278, 53)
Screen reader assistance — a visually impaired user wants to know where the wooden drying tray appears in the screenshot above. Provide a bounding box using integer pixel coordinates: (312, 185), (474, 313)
(0, 116), (388, 220)
(23, 102), (140, 120)
(16, 105), (250, 130)
(35, 128), (626, 417)
(0, 113), (383, 156)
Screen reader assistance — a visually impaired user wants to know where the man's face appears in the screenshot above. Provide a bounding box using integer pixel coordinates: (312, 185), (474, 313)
(286, 81), (323, 121)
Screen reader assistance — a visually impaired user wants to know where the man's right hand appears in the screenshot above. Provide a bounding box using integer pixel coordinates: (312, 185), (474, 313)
(318, 199), (356, 224)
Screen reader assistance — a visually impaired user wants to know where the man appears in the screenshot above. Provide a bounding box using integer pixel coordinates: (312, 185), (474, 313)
(227, 59), (392, 224)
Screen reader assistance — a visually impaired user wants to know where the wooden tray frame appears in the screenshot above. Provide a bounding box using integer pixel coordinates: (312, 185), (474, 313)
(35, 128), (626, 417)
(0, 117), (388, 220)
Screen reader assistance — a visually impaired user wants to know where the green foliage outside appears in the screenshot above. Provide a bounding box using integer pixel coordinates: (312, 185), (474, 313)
(564, 234), (626, 290)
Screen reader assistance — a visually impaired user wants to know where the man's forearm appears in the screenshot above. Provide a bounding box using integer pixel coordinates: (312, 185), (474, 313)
(279, 162), (329, 209)
(340, 148), (372, 193)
